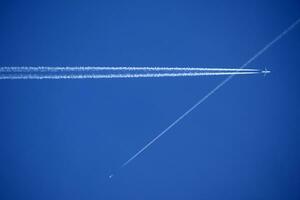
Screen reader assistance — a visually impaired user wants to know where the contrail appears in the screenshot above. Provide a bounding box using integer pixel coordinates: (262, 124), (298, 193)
(0, 71), (260, 80)
(0, 66), (259, 72)
(111, 17), (300, 178)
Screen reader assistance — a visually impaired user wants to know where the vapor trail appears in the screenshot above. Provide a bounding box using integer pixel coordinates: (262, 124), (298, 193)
(114, 17), (300, 177)
(0, 71), (259, 80)
(0, 66), (259, 72)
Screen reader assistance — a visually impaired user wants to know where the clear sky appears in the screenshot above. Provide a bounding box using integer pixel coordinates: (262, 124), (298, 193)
(0, 1), (300, 199)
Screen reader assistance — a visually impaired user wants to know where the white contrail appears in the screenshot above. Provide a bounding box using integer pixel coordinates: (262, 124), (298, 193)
(113, 17), (300, 177)
(0, 66), (259, 72)
(0, 71), (259, 80)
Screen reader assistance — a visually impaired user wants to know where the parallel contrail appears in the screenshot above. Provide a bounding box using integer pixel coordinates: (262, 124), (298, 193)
(0, 71), (259, 80)
(0, 66), (259, 72)
(112, 18), (300, 177)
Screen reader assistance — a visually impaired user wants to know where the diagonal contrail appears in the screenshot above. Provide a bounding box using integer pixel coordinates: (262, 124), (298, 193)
(0, 71), (260, 80)
(112, 17), (300, 178)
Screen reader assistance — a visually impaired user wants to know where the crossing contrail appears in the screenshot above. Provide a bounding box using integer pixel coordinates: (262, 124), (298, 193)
(110, 17), (300, 178)
(0, 71), (260, 80)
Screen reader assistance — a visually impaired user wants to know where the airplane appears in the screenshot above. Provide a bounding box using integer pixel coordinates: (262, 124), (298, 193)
(261, 67), (271, 76)
(109, 174), (114, 179)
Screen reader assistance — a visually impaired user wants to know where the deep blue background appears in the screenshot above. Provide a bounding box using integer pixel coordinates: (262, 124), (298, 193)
(0, 1), (300, 199)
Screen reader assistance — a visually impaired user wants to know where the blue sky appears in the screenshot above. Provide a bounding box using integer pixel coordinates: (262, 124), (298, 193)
(0, 1), (300, 199)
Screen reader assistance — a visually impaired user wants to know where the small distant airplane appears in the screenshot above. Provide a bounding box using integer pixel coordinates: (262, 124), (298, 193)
(109, 174), (114, 179)
(261, 67), (271, 76)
